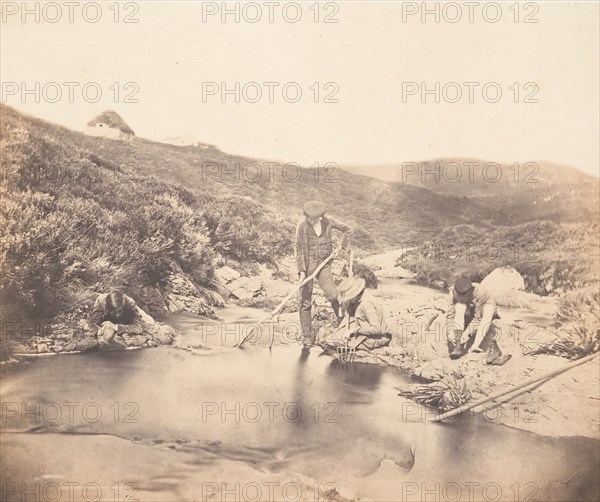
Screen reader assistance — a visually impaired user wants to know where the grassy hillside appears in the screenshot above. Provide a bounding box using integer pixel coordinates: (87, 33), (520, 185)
(400, 221), (599, 295)
(14, 107), (504, 250)
(0, 105), (293, 320)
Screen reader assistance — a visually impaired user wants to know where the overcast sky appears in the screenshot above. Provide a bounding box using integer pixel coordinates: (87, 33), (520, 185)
(1, 1), (598, 175)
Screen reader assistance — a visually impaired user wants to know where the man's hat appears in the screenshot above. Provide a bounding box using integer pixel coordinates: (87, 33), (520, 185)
(454, 276), (474, 295)
(338, 276), (366, 303)
(303, 200), (327, 218)
(453, 276), (474, 303)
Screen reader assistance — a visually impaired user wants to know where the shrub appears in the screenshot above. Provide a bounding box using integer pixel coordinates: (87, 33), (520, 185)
(528, 287), (599, 359)
(1, 108), (306, 323)
(400, 221), (599, 296)
(199, 194), (294, 265)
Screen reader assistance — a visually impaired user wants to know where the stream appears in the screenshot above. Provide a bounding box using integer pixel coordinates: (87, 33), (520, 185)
(1, 284), (599, 501)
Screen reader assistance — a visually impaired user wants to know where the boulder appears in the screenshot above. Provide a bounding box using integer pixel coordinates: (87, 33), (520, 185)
(229, 276), (264, 300)
(74, 338), (99, 352)
(144, 321), (177, 345)
(215, 266), (241, 284)
(122, 334), (148, 347)
(245, 277), (263, 294)
(166, 293), (212, 316)
(481, 267), (525, 293)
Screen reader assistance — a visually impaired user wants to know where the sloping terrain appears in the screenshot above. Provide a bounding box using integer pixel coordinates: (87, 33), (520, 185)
(6, 104), (502, 249)
(344, 158), (599, 224)
(1, 104), (597, 324)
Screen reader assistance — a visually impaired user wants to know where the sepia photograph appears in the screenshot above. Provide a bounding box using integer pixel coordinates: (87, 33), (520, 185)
(1, 1), (599, 501)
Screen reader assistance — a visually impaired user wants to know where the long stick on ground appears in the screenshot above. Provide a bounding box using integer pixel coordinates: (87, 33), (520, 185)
(431, 352), (598, 422)
(236, 248), (340, 349)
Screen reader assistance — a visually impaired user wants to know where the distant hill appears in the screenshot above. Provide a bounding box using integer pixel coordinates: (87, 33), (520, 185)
(344, 158), (599, 224)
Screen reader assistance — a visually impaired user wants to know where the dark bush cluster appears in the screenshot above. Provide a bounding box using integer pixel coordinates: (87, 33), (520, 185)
(399, 222), (599, 295)
(0, 109), (292, 320)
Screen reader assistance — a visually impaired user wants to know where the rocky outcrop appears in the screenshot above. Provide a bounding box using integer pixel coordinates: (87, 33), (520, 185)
(214, 266), (265, 300)
(164, 272), (221, 317)
(6, 304), (179, 356)
(138, 286), (168, 316)
(137, 272), (223, 318)
(361, 249), (416, 279)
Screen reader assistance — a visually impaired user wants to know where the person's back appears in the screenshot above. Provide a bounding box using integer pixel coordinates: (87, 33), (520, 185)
(351, 290), (389, 337)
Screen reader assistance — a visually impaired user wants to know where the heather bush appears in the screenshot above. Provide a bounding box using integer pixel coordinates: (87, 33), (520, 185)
(399, 221), (599, 296)
(199, 194), (294, 265)
(0, 108), (303, 323)
(529, 287), (599, 359)
(1, 118), (213, 319)
(529, 287), (600, 359)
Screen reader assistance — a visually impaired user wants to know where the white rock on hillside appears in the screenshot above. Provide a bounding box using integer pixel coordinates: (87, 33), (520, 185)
(228, 276), (264, 300)
(215, 266), (241, 284)
(481, 266), (525, 293)
(480, 266), (538, 308)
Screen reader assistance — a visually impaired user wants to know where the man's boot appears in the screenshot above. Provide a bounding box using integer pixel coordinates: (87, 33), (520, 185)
(449, 329), (464, 359)
(485, 340), (512, 365)
(299, 307), (313, 348)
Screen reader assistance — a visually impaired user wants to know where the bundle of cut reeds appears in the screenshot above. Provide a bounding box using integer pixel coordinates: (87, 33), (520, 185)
(398, 378), (470, 411)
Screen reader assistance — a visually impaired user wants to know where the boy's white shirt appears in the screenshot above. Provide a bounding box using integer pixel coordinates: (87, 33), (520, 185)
(311, 217), (323, 236)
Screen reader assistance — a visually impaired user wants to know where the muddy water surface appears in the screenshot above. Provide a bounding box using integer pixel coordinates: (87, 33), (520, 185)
(1, 305), (598, 501)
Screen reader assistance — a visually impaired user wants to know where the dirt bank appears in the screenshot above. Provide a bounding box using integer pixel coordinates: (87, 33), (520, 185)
(3, 259), (598, 441)
(258, 263), (599, 440)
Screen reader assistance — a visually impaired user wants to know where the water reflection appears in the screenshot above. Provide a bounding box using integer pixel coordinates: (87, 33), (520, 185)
(1, 311), (598, 502)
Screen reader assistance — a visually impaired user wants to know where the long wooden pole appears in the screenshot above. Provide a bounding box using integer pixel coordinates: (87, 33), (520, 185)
(236, 247), (340, 348)
(348, 250), (354, 277)
(431, 352), (598, 422)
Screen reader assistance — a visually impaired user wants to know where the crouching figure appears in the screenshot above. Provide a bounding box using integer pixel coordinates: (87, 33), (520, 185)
(320, 277), (392, 352)
(446, 276), (511, 365)
(88, 291), (144, 345)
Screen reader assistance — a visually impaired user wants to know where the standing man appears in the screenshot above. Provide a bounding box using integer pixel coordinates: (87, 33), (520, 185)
(295, 200), (351, 349)
(446, 276), (511, 365)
